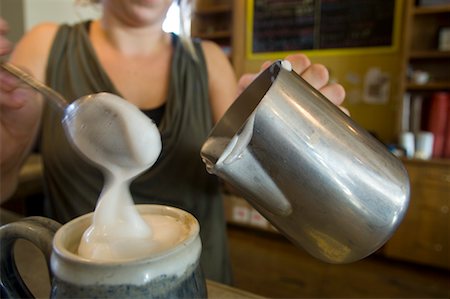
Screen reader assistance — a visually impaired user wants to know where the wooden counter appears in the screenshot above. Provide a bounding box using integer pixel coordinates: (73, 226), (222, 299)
(384, 159), (450, 269)
(207, 280), (264, 298)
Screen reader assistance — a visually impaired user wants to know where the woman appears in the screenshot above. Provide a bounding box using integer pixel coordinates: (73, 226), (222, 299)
(0, 0), (345, 284)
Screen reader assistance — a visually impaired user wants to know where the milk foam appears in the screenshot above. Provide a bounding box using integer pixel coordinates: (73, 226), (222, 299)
(78, 214), (186, 261)
(217, 112), (255, 166)
(69, 93), (169, 261)
(52, 206), (202, 286)
(281, 60), (292, 72)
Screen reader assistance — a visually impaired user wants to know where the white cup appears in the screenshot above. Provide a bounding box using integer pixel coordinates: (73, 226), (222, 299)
(415, 131), (434, 160)
(412, 70), (430, 85)
(399, 132), (415, 158)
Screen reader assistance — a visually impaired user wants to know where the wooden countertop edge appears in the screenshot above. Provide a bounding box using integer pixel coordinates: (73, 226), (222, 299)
(207, 280), (266, 298)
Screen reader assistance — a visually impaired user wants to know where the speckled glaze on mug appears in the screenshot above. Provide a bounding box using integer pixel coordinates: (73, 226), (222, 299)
(0, 205), (207, 299)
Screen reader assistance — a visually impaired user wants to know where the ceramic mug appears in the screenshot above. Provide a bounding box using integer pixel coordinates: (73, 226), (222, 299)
(0, 205), (206, 299)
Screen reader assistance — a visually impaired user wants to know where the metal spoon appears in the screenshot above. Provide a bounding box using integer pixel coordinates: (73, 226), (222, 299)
(1, 62), (161, 174)
(1, 62), (68, 110)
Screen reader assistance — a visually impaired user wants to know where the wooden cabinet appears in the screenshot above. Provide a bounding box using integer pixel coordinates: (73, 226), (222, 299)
(224, 159), (450, 269)
(402, 1), (450, 90)
(390, 2), (450, 270)
(384, 159), (450, 269)
(407, 4), (450, 88)
(398, 1), (450, 133)
(191, 0), (233, 58)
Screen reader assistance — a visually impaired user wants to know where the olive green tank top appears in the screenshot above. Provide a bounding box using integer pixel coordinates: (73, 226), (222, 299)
(41, 21), (231, 283)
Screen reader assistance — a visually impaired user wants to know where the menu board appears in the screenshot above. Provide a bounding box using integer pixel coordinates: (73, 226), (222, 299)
(250, 0), (398, 56)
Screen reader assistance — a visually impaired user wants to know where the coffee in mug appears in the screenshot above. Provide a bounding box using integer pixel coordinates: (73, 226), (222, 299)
(0, 205), (207, 299)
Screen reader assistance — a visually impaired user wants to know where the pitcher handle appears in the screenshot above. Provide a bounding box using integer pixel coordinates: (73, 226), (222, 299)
(0, 216), (62, 299)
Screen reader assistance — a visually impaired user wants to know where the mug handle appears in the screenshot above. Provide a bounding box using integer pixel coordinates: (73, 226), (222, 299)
(0, 216), (62, 299)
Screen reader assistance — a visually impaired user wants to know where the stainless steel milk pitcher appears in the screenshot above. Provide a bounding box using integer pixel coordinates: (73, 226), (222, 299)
(201, 60), (410, 263)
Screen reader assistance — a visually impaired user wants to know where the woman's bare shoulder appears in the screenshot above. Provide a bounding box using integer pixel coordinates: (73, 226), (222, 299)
(200, 40), (229, 64)
(199, 40), (237, 122)
(10, 22), (60, 80)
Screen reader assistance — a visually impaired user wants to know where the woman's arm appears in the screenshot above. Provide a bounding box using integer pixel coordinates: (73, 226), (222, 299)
(201, 41), (238, 123)
(0, 20), (58, 201)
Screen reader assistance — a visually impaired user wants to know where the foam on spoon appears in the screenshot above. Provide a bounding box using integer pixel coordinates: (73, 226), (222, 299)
(63, 92), (167, 261)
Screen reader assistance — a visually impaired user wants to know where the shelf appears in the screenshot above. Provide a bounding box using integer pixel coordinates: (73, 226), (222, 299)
(402, 157), (450, 167)
(406, 82), (450, 90)
(409, 50), (450, 58)
(393, 1), (450, 270)
(414, 4), (450, 14)
(190, 1), (233, 60)
(192, 30), (231, 39)
(194, 3), (231, 15)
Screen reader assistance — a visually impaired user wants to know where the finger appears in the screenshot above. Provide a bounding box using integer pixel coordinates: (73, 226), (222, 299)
(237, 73), (257, 95)
(0, 71), (36, 109)
(260, 60), (272, 71)
(0, 38), (12, 56)
(284, 54), (311, 74)
(0, 18), (9, 33)
(319, 83), (346, 106)
(0, 18), (12, 55)
(300, 64), (329, 90)
(0, 70), (23, 92)
(0, 89), (29, 109)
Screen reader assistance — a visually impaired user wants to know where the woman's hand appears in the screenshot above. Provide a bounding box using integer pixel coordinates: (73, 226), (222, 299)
(0, 19), (38, 108)
(0, 17), (42, 201)
(237, 54), (347, 112)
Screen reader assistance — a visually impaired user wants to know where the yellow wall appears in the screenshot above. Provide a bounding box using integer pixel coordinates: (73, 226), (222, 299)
(233, 0), (405, 143)
(241, 53), (403, 142)
(313, 53), (402, 143)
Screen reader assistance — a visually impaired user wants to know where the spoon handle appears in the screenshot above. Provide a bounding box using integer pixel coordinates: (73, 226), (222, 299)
(1, 62), (68, 110)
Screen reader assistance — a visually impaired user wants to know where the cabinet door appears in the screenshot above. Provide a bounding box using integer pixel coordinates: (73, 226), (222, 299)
(384, 162), (450, 269)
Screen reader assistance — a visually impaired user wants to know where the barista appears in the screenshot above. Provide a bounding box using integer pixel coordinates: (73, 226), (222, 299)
(0, 0), (345, 284)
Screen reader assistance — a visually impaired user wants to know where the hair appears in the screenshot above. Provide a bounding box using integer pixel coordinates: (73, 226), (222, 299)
(177, 0), (198, 61)
(77, 0), (198, 61)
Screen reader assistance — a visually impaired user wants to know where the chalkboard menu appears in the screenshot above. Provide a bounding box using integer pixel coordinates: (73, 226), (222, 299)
(250, 0), (398, 55)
